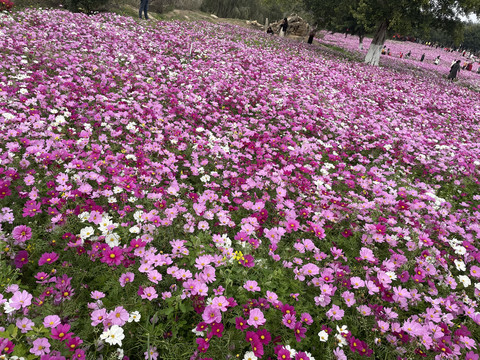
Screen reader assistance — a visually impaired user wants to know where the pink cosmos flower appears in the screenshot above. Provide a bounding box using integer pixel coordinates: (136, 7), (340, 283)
(12, 225), (32, 242)
(140, 286), (158, 301)
(202, 305), (221, 324)
(300, 312), (313, 325)
(465, 351), (479, 360)
(326, 304), (345, 321)
(144, 346), (159, 360)
(359, 247), (375, 262)
(147, 270), (162, 284)
(266, 291), (278, 303)
(402, 319), (424, 336)
(29, 337), (50, 356)
(9, 290), (33, 310)
(91, 308), (107, 326)
(244, 280), (261, 292)
(377, 320), (389, 333)
(119, 272), (135, 287)
(43, 315), (61, 328)
(109, 306), (129, 326)
(16, 317), (34, 333)
(285, 219), (300, 233)
(247, 308), (266, 328)
(162, 291), (172, 300)
(211, 296), (229, 312)
(342, 291), (356, 307)
(470, 265), (480, 278)
(90, 291), (105, 300)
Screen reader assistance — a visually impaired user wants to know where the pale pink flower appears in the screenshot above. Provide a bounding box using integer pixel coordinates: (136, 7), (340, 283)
(247, 308), (266, 328)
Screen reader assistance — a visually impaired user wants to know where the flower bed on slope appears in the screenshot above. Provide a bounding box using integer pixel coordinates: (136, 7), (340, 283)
(318, 32), (480, 91)
(1, 9), (480, 360)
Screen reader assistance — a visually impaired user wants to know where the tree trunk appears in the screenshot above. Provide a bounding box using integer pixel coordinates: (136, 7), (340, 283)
(365, 21), (388, 66)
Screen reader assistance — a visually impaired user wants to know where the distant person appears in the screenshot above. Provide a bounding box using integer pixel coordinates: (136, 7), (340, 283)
(267, 26), (274, 35)
(307, 27), (317, 44)
(434, 56), (440, 65)
(405, 51), (411, 59)
(448, 60), (461, 80)
(387, 48), (391, 56)
(420, 53), (425, 62)
(381, 46), (386, 55)
(139, 0), (149, 20)
(467, 62), (473, 71)
(279, 18), (288, 37)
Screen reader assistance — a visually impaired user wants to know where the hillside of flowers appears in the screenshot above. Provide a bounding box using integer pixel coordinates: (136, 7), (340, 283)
(1, 8), (480, 360)
(319, 32), (480, 91)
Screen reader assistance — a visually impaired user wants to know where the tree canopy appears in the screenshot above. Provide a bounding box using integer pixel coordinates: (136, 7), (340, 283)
(303, 0), (480, 65)
(201, 0), (304, 23)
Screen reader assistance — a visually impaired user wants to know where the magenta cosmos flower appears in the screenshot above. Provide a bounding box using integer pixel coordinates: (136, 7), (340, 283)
(0, 338), (14, 354)
(38, 252), (59, 266)
(51, 323), (73, 341)
(12, 225), (32, 242)
(14, 250), (28, 269)
(101, 246), (124, 266)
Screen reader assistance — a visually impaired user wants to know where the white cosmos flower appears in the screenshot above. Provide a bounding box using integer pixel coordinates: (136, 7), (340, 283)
(128, 311), (141, 323)
(318, 330), (329, 342)
(105, 233), (121, 247)
(458, 275), (471, 287)
(78, 211), (90, 221)
(129, 226), (141, 234)
(79, 226), (94, 239)
(100, 325), (125, 346)
(454, 260), (466, 271)
(242, 351), (257, 360)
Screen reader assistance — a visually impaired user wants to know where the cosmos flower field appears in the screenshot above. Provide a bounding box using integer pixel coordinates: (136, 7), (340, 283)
(319, 32), (480, 91)
(1, 8), (480, 360)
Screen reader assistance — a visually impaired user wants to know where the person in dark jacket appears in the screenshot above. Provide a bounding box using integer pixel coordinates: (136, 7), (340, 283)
(279, 18), (288, 37)
(420, 53), (425, 62)
(139, 0), (149, 20)
(307, 27), (317, 44)
(448, 60), (461, 80)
